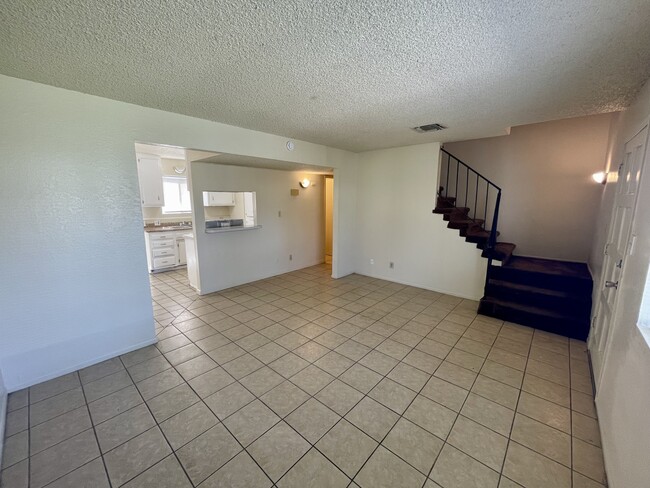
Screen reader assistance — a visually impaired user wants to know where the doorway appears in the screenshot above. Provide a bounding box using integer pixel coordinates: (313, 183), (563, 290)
(325, 176), (334, 264)
(590, 125), (648, 388)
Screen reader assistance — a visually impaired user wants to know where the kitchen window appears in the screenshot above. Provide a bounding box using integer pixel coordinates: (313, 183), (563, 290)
(162, 176), (191, 214)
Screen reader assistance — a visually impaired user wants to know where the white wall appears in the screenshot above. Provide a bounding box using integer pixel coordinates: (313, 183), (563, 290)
(446, 114), (614, 262)
(588, 81), (650, 488)
(0, 75), (358, 392)
(355, 143), (487, 300)
(191, 165), (325, 293)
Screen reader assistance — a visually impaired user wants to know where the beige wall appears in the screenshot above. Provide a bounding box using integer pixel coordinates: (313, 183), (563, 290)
(446, 113), (615, 262)
(325, 177), (334, 255)
(587, 81), (650, 488)
(355, 143), (487, 300)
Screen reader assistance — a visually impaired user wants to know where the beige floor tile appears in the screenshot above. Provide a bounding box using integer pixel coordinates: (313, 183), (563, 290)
(80, 358), (125, 385)
(472, 375), (519, 410)
(421, 376), (469, 412)
(96, 404), (156, 453)
(204, 381), (255, 420)
(481, 361), (523, 389)
(356, 446), (425, 488)
(47, 458), (110, 488)
(290, 365), (335, 395)
(572, 411), (602, 447)
(221, 354), (264, 380)
(521, 373), (570, 408)
(430, 444), (499, 488)
(434, 361), (477, 390)
(571, 390), (597, 418)
(339, 363), (383, 393)
(316, 379), (364, 416)
(487, 348), (527, 371)
(30, 373), (81, 404)
(510, 414), (571, 467)
(4, 407), (28, 438)
(136, 369), (184, 401)
(240, 366), (285, 396)
(368, 378), (417, 414)
(314, 351), (355, 377)
(382, 418), (443, 475)
(346, 397), (400, 442)
(286, 398), (340, 443)
(31, 404), (92, 454)
(572, 471), (607, 488)
(277, 448), (348, 488)
(260, 381), (310, 418)
(503, 442), (571, 488)
(146, 383), (200, 423)
(526, 359), (570, 387)
(573, 438), (606, 484)
(446, 348), (485, 372)
(201, 451), (272, 488)
(2, 431), (28, 469)
(269, 353), (310, 378)
(517, 392), (570, 434)
(122, 455), (192, 488)
(30, 429), (100, 488)
(402, 349), (442, 374)
(175, 354), (218, 380)
(248, 422), (310, 481)
(316, 420), (377, 477)
(460, 393), (514, 437)
(188, 367), (235, 398)
(0, 458), (28, 488)
(359, 350), (399, 375)
(103, 428), (172, 487)
(160, 402), (218, 450)
(176, 424), (242, 485)
(223, 400), (280, 447)
(29, 388), (86, 427)
(448, 416), (508, 471)
(403, 395), (457, 439)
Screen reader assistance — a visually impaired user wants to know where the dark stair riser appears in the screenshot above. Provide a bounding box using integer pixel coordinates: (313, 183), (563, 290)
(485, 281), (592, 318)
(489, 265), (592, 295)
(478, 299), (590, 341)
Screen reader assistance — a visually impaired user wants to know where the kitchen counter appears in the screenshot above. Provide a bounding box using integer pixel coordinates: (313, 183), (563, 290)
(144, 225), (192, 233)
(205, 225), (262, 234)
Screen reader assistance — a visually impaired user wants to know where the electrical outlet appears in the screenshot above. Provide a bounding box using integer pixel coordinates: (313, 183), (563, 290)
(289, 254), (293, 261)
(370, 259), (375, 265)
(389, 262), (394, 269)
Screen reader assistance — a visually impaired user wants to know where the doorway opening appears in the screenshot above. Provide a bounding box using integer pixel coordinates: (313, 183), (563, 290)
(325, 176), (334, 265)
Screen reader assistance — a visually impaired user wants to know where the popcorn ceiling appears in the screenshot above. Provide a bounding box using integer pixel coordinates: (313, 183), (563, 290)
(1, 0), (649, 151)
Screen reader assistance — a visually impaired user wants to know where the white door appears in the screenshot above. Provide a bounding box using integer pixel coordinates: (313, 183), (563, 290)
(590, 126), (647, 387)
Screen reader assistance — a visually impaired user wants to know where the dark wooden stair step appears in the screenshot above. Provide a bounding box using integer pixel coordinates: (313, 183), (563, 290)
(447, 218), (484, 230)
(433, 206), (470, 215)
(481, 242), (516, 262)
(478, 296), (590, 340)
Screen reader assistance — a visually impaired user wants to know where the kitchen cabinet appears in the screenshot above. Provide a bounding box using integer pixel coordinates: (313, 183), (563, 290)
(144, 230), (188, 272)
(203, 191), (235, 206)
(176, 237), (187, 265)
(137, 154), (165, 207)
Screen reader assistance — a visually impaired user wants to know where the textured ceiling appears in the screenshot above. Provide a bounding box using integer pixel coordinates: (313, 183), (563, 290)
(1, 1), (650, 152)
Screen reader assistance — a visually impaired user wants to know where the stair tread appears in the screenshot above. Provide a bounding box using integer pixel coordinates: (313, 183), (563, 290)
(503, 256), (591, 280)
(487, 279), (591, 301)
(480, 296), (588, 321)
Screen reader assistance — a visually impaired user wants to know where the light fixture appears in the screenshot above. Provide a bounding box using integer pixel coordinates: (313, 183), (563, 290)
(299, 178), (311, 188)
(173, 165), (186, 174)
(592, 172), (608, 185)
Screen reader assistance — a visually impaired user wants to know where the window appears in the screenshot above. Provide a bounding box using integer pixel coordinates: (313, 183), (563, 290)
(162, 176), (191, 214)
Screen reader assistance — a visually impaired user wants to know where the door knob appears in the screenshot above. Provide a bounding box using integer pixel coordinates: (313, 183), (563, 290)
(605, 281), (618, 289)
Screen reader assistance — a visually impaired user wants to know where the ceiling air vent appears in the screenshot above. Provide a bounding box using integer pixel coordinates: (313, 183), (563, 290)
(412, 123), (447, 133)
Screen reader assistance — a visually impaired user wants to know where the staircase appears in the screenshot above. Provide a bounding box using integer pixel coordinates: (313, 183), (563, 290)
(434, 149), (593, 340)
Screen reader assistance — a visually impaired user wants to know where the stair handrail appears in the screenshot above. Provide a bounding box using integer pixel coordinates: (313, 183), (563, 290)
(438, 148), (502, 256)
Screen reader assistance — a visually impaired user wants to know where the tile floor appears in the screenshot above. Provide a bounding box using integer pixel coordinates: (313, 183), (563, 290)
(1, 264), (607, 488)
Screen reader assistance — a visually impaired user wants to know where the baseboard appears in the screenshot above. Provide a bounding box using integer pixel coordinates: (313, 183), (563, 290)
(0, 371), (7, 467)
(4, 337), (157, 393)
(354, 272), (483, 301)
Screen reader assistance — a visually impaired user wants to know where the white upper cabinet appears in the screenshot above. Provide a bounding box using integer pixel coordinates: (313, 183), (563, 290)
(203, 191), (235, 206)
(137, 154), (165, 207)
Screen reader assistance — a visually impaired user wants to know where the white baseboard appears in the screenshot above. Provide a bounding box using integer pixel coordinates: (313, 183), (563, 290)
(0, 371), (7, 468)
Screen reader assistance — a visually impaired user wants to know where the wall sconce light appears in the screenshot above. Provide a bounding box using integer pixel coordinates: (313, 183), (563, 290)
(299, 178), (311, 188)
(592, 172), (608, 185)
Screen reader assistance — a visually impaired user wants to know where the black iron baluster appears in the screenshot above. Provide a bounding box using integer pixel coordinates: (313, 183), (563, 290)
(446, 154), (450, 197)
(465, 166), (469, 208)
(455, 158), (459, 200)
(474, 176), (478, 221)
(484, 181), (488, 228)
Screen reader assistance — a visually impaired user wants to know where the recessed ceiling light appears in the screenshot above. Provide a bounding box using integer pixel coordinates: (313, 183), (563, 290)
(412, 123), (447, 133)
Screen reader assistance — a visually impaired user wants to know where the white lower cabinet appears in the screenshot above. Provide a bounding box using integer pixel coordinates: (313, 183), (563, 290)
(144, 230), (189, 272)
